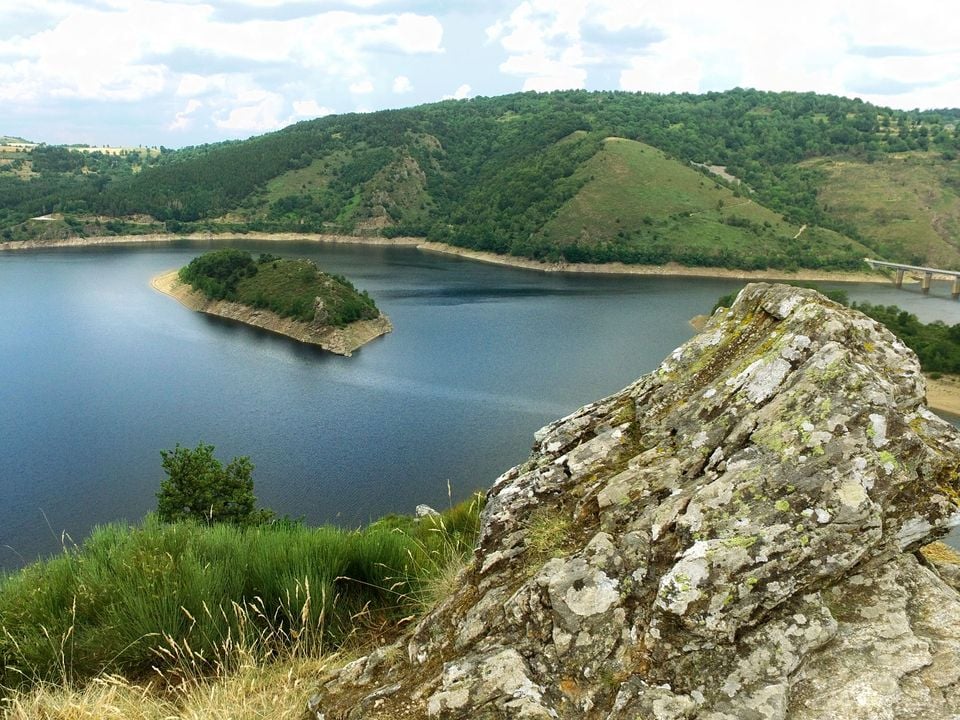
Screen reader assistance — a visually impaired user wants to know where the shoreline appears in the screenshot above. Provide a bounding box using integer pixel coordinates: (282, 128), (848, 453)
(3, 231), (886, 284)
(150, 269), (391, 356)
(925, 375), (960, 418)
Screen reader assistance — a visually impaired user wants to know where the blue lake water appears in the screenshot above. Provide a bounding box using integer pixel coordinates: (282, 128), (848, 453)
(2, 242), (960, 568)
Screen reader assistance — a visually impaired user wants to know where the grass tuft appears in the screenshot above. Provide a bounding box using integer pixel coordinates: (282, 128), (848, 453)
(0, 496), (483, 700)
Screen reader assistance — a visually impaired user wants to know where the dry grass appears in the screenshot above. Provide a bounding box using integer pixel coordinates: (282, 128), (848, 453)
(921, 541), (960, 566)
(2, 654), (337, 720)
(521, 508), (575, 574)
(1, 582), (344, 720)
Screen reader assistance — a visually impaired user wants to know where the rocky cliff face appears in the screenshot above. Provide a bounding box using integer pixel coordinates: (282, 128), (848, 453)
(309, 283), (960, 720)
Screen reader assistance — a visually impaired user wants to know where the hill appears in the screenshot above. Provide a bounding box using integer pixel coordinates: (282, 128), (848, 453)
(804, 151), (960, 268)
(2, 89), (959, 271)
(528, 137), (871, 269)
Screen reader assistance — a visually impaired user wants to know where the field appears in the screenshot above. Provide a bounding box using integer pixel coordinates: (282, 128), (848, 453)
(807, 151), (960, 268)
(67, 145), (161, 157)
(261, 154), (343, 205)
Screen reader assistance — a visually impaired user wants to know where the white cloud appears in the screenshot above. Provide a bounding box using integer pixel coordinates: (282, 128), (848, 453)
(619, 38), (701, 94)
(392, 75), (413, 93)
(290, 99), (334, 119)
(0, 1), (443, 106)
(488, 0), (591, 91)
(176, 73), (229, 98)
(443, 83), (472, 100)
(488, 0), (960, 109)
(350, 79), (375, 94)
(169, 98), (203, 131)
(213, 89), (287, 132)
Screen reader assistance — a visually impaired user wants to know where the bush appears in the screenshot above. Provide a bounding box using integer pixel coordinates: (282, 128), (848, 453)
(156, 443), (273, 525)
(178, 248), (258, 300)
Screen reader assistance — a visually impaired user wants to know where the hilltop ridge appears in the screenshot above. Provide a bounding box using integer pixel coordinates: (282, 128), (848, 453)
(3, 89), (959, 271)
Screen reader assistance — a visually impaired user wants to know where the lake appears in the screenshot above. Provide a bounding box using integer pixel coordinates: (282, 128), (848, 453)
(3, 241), (960, 567)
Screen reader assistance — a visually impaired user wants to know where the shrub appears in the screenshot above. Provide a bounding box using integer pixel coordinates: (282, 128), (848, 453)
(156, 443), (273, 526)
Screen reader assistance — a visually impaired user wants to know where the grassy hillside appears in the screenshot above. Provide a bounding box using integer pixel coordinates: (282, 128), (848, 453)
(532, 138), (870, 269)
(806, 151), (960, 268)
(3, 89), (959, 270)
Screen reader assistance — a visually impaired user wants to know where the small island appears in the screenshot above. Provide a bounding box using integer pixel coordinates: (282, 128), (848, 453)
(152, 249), (391, 356)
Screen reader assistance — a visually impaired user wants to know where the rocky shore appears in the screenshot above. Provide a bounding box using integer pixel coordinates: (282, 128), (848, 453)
(151, 270), (391, 356)
(2, 231), (883, 283)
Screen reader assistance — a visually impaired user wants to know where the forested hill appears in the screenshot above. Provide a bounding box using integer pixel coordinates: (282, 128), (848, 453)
(3, 89), (959, 271)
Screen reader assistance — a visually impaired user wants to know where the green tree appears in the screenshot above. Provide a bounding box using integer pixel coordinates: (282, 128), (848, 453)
(156, 443), (272, 525)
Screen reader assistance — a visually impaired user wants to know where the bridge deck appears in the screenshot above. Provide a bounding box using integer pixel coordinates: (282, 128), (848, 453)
(864, 259), (960, 278)
(864, 258), (960, 298)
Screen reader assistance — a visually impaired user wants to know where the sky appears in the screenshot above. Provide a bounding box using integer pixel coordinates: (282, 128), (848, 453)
(1, 0), (959, 148)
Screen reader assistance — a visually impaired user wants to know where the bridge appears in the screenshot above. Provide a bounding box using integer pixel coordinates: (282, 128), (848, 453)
(864, 259), (960, 299)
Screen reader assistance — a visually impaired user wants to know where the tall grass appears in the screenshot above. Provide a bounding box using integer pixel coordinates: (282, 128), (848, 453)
(0, 494), (482, 696)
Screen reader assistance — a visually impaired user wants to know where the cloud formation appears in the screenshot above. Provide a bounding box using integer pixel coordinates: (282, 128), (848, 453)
(1, 0), (957, 147)
(487, 0), (960, 108)
(0, 0), (444, 141)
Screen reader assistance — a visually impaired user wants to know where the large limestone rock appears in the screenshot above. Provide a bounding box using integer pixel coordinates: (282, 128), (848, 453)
(309, 283), (960, 719)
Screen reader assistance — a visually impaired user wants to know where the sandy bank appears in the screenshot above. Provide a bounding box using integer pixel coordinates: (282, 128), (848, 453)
(4, 231), (885, 283)
(2, 231), (422, 252)
(925, 375), (960, 417)
(689, 314), (710, 332)
(151, 269), (391, 357)
(415, 241), (885, 283)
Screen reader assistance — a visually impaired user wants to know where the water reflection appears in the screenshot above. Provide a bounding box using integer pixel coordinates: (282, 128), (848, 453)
(3, 243), (960, 566)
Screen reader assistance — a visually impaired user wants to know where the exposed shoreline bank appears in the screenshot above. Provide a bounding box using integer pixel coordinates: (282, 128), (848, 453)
(150, 269), (391, 356)
(4, 231), (886, 283)
(925, 375), (960, 418)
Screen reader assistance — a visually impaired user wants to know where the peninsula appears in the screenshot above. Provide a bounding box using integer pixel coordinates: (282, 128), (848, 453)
(152, 249), (391, 356)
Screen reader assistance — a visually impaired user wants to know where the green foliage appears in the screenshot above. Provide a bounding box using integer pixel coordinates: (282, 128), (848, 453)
(851, 302), (960, 373)
(28, 146), (85, 174)
(156, 443), (272, 526)
(4, 89), (959, 267)
(0, 495), (483, 693)
(179, 249), (380, 326)
(178, 248), (258, 300)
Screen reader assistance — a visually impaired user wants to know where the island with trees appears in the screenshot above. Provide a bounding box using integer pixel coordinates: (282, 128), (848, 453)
(152, 248), (391, 355)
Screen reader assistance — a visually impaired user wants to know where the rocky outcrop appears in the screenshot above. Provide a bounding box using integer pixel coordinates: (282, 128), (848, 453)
(151, 270), (391, 356)
(308, 283), (960, 719)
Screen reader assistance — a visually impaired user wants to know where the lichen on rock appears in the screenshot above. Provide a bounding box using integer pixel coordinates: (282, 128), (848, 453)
(308, 283), (960, 720)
